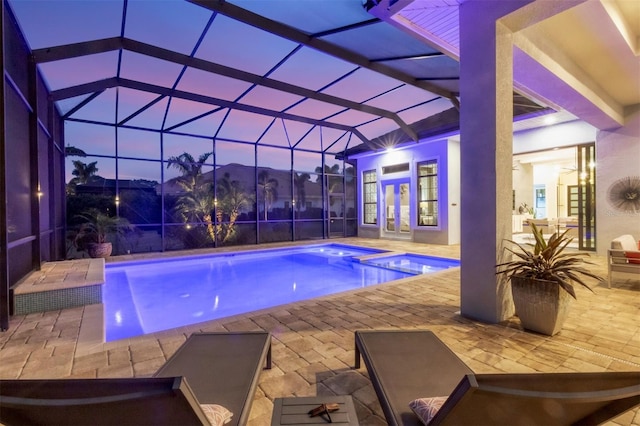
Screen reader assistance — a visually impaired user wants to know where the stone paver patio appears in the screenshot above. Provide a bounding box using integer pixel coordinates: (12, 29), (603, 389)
(1, 238), (638, 425)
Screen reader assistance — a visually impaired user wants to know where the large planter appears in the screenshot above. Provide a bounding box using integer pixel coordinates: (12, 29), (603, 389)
(511, 276), (572, 336)
(87, 242), (112, 258)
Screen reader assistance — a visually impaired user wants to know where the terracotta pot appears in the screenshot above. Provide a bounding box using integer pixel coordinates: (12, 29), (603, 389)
(511, 276), (572, 336)
(87, 242), (112, 258)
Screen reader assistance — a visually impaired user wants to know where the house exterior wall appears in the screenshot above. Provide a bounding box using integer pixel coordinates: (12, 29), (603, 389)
(353, 115), (636, 252)
(512, 117), (639, 255)
(446, 140), (461, 244)
(596, 109), (640, 255)
(354, 138), (460, 245)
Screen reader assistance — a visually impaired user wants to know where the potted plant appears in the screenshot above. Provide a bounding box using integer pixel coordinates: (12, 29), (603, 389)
(496, 223), (604, 335)
(74, 209), (133, 258)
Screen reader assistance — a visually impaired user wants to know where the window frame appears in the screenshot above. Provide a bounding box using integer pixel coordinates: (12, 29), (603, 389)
(417, 160), (438, 227)
(362, 169), (377, 225)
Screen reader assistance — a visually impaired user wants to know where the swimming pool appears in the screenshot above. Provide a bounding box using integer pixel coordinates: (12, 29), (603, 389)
(103, 244), (459, 341)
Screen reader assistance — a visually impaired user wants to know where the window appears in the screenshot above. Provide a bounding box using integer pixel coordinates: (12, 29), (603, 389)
(418, 160), (438, 226)
(567, 185), (579, 217)
(363, 170), (377, 224)
(382, 163), (409, 174)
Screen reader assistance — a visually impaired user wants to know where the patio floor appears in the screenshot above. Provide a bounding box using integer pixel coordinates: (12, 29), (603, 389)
(1, 238), (638, 425)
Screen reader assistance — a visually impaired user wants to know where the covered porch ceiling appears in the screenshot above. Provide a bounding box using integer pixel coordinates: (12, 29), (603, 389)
(8, 0), (549, 156)
(372, 0), (639, 131)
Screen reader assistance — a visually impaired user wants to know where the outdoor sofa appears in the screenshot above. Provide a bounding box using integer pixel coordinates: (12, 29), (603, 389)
(608, 234), (640, 287)
(0, 331), (272, 426)
(354, 329), (640, 425)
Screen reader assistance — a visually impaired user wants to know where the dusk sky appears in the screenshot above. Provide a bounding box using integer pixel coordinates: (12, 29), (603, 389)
(8, 0), (454, 182)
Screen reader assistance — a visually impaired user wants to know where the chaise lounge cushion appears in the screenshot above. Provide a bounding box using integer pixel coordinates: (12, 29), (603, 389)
(610, 235), (640, 264)
(611, 234), (638, 251)
(409, 397), (448, 425)
(626, 251), (640, 264)
(201, 404), (233, 425)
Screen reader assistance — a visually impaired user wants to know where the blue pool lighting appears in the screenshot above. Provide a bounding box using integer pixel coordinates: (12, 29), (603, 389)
(103, 244), (459, 341)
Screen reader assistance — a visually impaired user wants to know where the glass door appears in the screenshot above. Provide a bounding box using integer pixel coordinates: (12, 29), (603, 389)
(327, 174), (345, 238)
(383, 180), (410, 238)
(534, 185), (546, 219)
(577, 143), (596, 251)
(328, 193), (344, 237)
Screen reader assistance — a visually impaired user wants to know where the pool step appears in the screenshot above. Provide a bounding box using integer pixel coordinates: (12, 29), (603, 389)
(11, 259), (105, 315)
(355, 251), (461, 275)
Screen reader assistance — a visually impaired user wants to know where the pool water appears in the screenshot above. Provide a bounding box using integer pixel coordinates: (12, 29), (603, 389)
(360, 254), (460, 274)
(103, 244), (459, 341)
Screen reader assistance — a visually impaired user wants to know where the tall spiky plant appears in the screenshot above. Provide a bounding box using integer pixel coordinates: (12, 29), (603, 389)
(496, 223), (604, 299)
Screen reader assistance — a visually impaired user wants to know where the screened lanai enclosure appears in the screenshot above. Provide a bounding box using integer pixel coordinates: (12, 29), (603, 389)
(2, 0), (550, 329)
(4, 0), (473, 259)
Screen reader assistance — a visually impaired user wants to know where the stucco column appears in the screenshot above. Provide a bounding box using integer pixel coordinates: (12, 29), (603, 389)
(459, 0), (532, 323)
(0, 0), (8, 331)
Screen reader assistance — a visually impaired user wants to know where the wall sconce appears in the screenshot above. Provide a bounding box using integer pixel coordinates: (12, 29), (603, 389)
(36, 184), (43, 200)
(115, 196), (120, 206)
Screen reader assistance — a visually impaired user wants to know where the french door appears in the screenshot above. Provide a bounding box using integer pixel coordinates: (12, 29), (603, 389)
(382, 180), (411, 238)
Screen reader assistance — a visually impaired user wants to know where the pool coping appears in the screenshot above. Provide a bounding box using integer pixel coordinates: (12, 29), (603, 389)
(13, 258), (104, 295)
(11, 259), (105, 316)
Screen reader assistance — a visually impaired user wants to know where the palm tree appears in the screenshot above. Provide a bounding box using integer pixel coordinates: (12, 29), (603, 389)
(67, 160), (100, 195)
(167, 152), (216, 241)
(315, 164), (344, 195)
(345, 165), (355, 182)
(293, 172), (311, 214)
(64, 145), (87, 157)
(172, 180), (216, 241)
(167, 152), (213, 190)
(71, 160), (98, 184)
(258, 170), (279, 221)
(314, 164), (340, 182)
(216, 172), (253, 243)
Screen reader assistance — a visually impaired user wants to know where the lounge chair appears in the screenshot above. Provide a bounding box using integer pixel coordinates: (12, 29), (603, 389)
(354, 330), (640, 425)
(0, 331), (272, 426)
(154, 331), (272, 426)
(354, 329), (473, 425)
(0, 377), (210, 425)
(429, 372), (640, 425)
